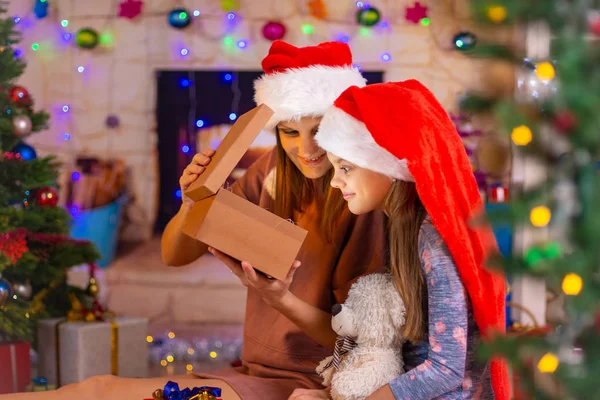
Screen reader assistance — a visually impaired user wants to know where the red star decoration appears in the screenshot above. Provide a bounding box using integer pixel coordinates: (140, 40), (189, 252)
(405, 2), (428, 24)
(118, 0), (143, 20)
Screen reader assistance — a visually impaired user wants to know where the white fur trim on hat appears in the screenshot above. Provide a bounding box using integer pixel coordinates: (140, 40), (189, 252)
(254, 65), (366, 130)
(315, 106), (414, 182)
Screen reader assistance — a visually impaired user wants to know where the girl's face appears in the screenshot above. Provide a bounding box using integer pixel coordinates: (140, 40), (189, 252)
(277, 117), (331, 180)
(328, 153), (393, 215)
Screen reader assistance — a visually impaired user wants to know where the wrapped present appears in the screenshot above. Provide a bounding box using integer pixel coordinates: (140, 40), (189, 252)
(183, 104), (308, 281)
(26, 376), (56, 392)
(37, 315), (149, 386)
(0, 341), (30, 394)
(148, 381), (222, 400)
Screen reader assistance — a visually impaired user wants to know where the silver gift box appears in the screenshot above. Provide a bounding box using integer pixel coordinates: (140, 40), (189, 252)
(37, 316), (149, 386)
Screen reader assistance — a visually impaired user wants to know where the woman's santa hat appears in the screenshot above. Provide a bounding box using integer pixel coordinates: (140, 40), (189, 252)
(315, 80), (509, 400)
(254, 40), (366, 129)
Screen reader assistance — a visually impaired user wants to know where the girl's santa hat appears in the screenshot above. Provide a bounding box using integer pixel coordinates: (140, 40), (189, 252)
(315, 80), (509, 400)
(254, 40), (366, 129)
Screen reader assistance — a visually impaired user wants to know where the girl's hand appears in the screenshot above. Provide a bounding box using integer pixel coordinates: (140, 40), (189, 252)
(179, 149), (216, 207)
(365, 385), (395, 400)
(208, 247), (301, 308)
(288, 388), (330, 399)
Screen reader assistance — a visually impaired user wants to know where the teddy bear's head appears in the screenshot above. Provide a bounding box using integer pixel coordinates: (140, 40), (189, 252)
(331, 273), (405, 347)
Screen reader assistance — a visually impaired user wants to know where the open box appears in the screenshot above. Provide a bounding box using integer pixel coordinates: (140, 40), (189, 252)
(182, 105), (308, 281)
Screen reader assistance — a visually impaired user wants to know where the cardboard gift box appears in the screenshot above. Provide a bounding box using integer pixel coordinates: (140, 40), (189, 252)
(0, 341), (31, 394)
(182, 104), (308, 281)
(37, 316), (148, 387)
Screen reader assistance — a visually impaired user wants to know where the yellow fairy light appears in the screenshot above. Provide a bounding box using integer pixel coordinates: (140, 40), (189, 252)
(209, 351), (218, 359)
(146, 335), (153, 343)
(530, 206), (551, 227)
(166, 355), (174, 363)
(535, 62), (555, 81)
(538, 353), (559, 373)
(187, 348), (195, 355)
(487, 6), (507, 23)
(511, 125), (533, 146)
(186, 364), (193, 371)
(168, 331), (176, 339)
(562, 273), (583, 296)
(160, 360), (168, 367)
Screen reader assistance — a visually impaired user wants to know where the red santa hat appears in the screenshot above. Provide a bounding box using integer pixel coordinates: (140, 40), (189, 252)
(315, 80), (509, 400)
(254, 40), (366, 129)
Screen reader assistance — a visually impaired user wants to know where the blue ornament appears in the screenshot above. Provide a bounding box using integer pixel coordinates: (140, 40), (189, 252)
(0, 276), (12, 307)
(34, 0), (49, 19)
(168, 8), (191, 29)
(453, 31), (477, 51)
(12, 142), (37, 160)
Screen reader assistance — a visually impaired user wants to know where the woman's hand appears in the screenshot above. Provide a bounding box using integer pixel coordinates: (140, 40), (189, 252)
(208, 247), (301, 308)
(288, 388), (330, 399)
(365, 384), (395, 400)
(179, 149), (216, 207)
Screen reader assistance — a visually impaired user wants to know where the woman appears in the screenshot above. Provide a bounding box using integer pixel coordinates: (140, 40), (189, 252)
(291, 80), (509, 399)
(163, 41), (388, 400)
(5, 41), (387, 400)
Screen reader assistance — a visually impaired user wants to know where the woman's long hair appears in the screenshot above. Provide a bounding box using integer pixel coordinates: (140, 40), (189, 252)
(385, 180), (428, 342)
(273, 132), (345, 242)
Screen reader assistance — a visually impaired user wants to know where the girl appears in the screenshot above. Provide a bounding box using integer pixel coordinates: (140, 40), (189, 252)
(300, 80), (510, 399)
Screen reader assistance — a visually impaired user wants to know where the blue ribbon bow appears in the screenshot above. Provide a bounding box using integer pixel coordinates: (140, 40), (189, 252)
(163, 381), (222, 400)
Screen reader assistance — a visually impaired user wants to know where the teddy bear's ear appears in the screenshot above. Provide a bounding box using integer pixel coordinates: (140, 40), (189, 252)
(387, 279), (406, 331)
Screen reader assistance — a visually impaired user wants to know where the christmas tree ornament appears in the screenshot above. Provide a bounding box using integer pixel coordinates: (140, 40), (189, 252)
(535, 61), (555, 81)
(553, 110), (578, 133)
(14, 280), (32, 300)
(453, 32), (477, 51)
(308, 0), (327, 19)
(168, 8), (191, 29)
(86, 264), (100, 298)
(590, 16), (600, 36)
(357, 6), (381, 27)
(12, 115), (32, 136)
(118, 0), (143, 20)
(562, 273), (583, 296)
(475, 136), (511, 177)
(0, 275), (12, 307)
(0, 229), (28, 264)
(105, 114), (120, 128)
(75, 28), (99, 49)
(9, 86), (29, 102)
(12, 142), (37, 160)
(486, 5), (507, 24)
(35, 186), (59, 207)
(516, 63), (558, 103)
(530, 206), (551, 227)
(262, 21), (286, 41)
(405, 2), (428, 24)
(33, 0), (49, 19)
(511, 125), (533, 146)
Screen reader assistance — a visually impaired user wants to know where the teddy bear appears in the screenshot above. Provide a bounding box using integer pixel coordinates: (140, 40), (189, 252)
(316, 273), (406, 400)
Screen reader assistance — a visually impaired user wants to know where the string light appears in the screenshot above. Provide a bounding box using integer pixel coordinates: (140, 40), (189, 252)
(356, 1), (364, 7)
(175, 189), (182, 198)
(486, 6), (507, 23)
(196, 119), (204, 128)
(13, 16), (21, 24)
(223, 36), (233, 46)
(562, 273), (583, 295)
(166, 355), (174, 362)
(186, 364), (193, 371)
(237, 40), (247, 49)
(160, 360), (168, 367)
(187, 348), (195, 355)
(530, 206), (551, 227)
(511, 125), (533, 146)
(179, 77), (191, 88)
(538, 353), (559, 373)
(62, 105), (70, 112)
(72, 171), (81, 181)
(181, 145), (190, 153)
(61, 20), (69, 27)
(180, 48), (189, 56)
(359, 27), (370, 36)
(31, 43), (40, 51)
(63, 33), (72, 41)
(168, 331), (176, 339)
(381, 52), (391, 62)
(146, 335), (154, 343)
(536, 62), (555, 81)
(337, 34), (350, 43)
(63, 133), (71, 140)
(227, 13), (236, 20)
(229, 112), (237, 121)
(193, 10), (201, 17)
(302, 24), (314, 35)
(77, 66), (85, 73)
(209, 351), (218, 359)
(420, 18), (430, 26)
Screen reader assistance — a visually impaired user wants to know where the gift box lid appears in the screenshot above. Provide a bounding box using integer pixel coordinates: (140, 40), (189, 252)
(185, 104), (275, 202)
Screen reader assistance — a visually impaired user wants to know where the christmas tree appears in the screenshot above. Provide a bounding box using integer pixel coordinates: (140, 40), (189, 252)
(458, 1), (600, 399)
(0, 1), (98, 343)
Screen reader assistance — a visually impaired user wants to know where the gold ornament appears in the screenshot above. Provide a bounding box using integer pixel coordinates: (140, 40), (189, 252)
(486, 6), (507, 23)
(86, 277), (99, 297)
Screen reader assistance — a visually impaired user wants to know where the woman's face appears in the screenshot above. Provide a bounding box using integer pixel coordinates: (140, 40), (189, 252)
(328, 154), (393, 215)
(277, 117), (331, 180)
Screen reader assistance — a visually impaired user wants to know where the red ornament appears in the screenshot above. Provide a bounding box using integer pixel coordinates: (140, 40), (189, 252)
(0, 228), (28, 264)
(9, 86), (30, 106)
(36, 186), (59, 207)
(590, 17), (600, 36)
(118, 0), (143, 19)
(262, 21), (286, 41)
(405, 2), (428, 24)
(553, 110), (578, 133)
